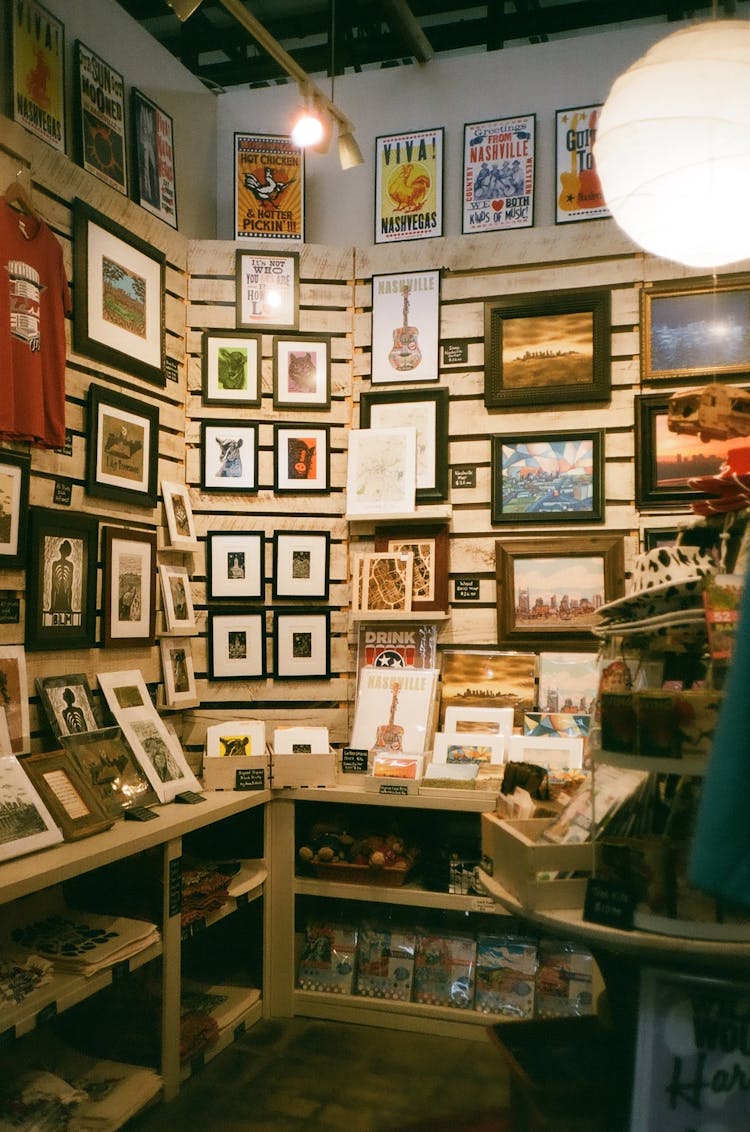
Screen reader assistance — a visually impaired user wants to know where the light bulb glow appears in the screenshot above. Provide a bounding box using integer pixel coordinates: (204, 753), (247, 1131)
(291, 110), (324, 148)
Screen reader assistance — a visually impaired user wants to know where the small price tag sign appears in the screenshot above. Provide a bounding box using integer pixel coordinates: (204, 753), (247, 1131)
(53, 478), (72, 506)
(454, 577), (480, 601)
(0, 593), (20, 623)
(341, 748), (368, 774)
(236, 767), (265, 790)
(443, 339), (469, 364)
(451, 465), (476, 489)
(379, 783), (409, 796)
(583, 877), (635, 930)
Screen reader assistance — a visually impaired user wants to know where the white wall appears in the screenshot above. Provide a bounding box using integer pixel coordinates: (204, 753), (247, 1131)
(216, 21), (688, 249)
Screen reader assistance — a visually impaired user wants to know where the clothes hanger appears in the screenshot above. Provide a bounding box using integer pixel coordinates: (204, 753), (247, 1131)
(4, 169), (41, 221)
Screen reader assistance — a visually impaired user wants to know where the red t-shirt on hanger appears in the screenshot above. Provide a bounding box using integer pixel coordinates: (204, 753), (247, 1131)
(0, 198), (71, 448)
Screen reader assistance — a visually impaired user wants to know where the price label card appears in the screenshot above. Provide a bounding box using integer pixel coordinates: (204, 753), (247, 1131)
(341, 748), (368, 773)
(236, 767), (265, 790)
(379, 783), (409, 796)
(583, 877), (635, 930)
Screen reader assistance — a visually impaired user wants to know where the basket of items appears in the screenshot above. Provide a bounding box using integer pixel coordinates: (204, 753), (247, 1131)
(297, 823), (418, 887)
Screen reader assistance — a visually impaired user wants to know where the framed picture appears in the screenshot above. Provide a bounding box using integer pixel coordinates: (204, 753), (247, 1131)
(374, 524), (449, 613)
(86, 383), (159, 508)
(97, 668), (201, 802)
(131, 87), (177, 228)
(61, 725), (160, 815)
(161, 480), (198, 551)
(72, 198), (166, 386)
(352, 551), (413, 614)
(36, 673), (99, 740)
(0, 449), (30, 567)
(433, 731), (505, 765)
(495, 535), (624, 647)
(201, 421), (259, 493)
(635, 392), (734, 509)
(274, 424), (330, 494)
(21, 751), (113, 840)
(370, 270), (440, 384)
(507, 732), (584, 769)
(208, 610), (266, 681)
(235, 250), (300, 331)
(346, 427), (417, 516)
(234, 132), (304, 243)
(374, 127), (444, 244)
(159, 638), (198, 708)
(439, 650), (537, 729)
(102, 526), (157, 648)
(462, 114), (535, 234)
(25, 508), (98, 652)
(201, 330), (261, 408)
(272, 530), (330, 601)
(158, 564), (196, 635)
(273, 335), (331, 411)
(0, 755), (62, 862)
(484, 288), (611, 409)
(642, 282), (750, 381)
(74, 42), (127, 195)
(0, 710), (11, 756)
(490, 429), (604, 524)
(361, 387), (448, 502)
(554, 104), (608, 224)
(0, 646), (30, 754)
(207, 530), (264, 601)
(273, 609), (331, 680)
(12, 0), (66, 153)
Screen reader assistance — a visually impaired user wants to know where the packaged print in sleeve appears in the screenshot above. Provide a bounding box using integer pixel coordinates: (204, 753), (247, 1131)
(0, 199), (71, 447)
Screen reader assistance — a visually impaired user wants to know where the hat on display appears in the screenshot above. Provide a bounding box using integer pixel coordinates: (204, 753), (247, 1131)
(688, 445), (750, 516)
(596, 542), (718, 625)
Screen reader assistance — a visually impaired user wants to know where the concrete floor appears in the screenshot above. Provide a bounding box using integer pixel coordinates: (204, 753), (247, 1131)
(128, 1016), (511, 1132)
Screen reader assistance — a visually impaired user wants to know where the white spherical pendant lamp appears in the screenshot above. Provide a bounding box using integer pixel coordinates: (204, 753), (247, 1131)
(594, 20), (750, 269)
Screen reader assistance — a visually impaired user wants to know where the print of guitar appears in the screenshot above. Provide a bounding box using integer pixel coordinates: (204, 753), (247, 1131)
(388, 284), (422, 372)
(558, 111), (585, 213)
(372, 681), (404, 752)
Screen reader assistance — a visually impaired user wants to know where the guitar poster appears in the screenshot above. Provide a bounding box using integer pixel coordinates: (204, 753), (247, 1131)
(555, 104), (609, 224)
(370, 269), (440, 384)
(462, 114), (536, 234)
(375, 128), (444, 244)
(349, 666), (440, 755)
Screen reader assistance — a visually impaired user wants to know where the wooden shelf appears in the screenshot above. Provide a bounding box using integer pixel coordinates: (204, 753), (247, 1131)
(350, 610), (450, 622)
(180, 988), (262, 1082)
(346, 505), (452, 523)
(285, 783), (498, 813)
(295, 875), (507, 914)
(294, 988), (505, 1040)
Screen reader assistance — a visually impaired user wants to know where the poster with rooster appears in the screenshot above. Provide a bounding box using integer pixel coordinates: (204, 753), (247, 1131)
(555, 104), (609, 224)
(375, 128), (443, 244)
(462, 114), (535, 234)
(12, 0), (66, 153)
(234, 132), (304, 242)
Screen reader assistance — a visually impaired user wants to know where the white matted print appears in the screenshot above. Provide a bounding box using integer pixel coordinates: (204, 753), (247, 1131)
(538, 651), (599, 715)
(0, 645), (30, 755)
(346, 427), (417, 516)
(208, 611), (266, 681)
(433, 731), (505, 765)
(158, 564), (196, 635)
(507, 732), (583, 769)
(273, 335), (331, 411)
(207, 531), (264, 601)
(442, 706), (515, 738)
(161, 479), (198, 550)
(201, 421), (259, 493)
(272, 530), (330, 601)
(202, 330), (261, 407)
(0, 755), (63, 861)
(205, 719), (266, 759)
(273, 424), (329, 494)
(273, 609), (330, 680)
(273, 725), (330, 754)
(160, 638), (198, 708)
(371, 270), (440, 384)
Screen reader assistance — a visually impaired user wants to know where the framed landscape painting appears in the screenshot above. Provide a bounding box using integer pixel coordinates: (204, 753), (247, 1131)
(0, 755), (62, 862)
(635, 393), (733, 509)
(642, 282), (750, 381)
(491, 430), (604, 524)
(86, 383), (159, 508)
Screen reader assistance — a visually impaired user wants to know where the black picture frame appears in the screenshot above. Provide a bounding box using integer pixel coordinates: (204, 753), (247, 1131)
(201, 330), (262, 408)
(208, 609), (267, 681)
(201, 420), (259, 493)
(25, 507), (98, 651)
(635, 392), (735, 510)
(642, 281), (750, 382)
(207, 530), (265, 601)
(484, 287), (611, 409)
(235, 249), (300, 332)
(272, 608), (331, 680)
(72, 198), (166, 386)
(272, 334), (332, 411)
(273, 424), (330, 494)
(35, 672), (100, 740)
(0, 449), (30, 567)
(490, 429), (604, 524)
(272, 530), (330, 601)
(102, 525), (157, 648)
(360, 386), (449, 503)
(131, 86), (178, 229)
(86, 383), (159, 508)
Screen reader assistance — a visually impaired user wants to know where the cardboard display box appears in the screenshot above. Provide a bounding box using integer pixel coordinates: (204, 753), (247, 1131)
(481, 814), (593, 910)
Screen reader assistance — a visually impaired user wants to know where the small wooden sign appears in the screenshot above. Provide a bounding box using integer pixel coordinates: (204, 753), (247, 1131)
(168, 857), (182, 918)
(583, 877), (635, 931)
(379, 783), (409, 796)
(236, 766), (266, 791)
(454, 577), (480, 601)
(53, 429), (73, 456)
(53, 478), (73, 506)
(443, 339), (469, 364)
(165, 356), (179, 383)
(451, 466), (476, 489)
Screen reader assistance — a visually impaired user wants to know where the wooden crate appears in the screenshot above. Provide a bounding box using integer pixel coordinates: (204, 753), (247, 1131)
(271, 751), (338, 789)
(481, 814), (593, 910)
(202, 754), (269, 792)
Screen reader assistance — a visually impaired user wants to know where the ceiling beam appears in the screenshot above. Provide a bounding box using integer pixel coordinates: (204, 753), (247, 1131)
(379, 0), (434, 63)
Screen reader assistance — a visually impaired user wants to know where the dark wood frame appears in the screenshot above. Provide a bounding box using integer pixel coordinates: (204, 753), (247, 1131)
(495, 534), (624, 648)
(490, 429), (604, 525)
(642, 281), (750, 381)
(272, 608), (331, 680)
(102, 526), (157, 648)
(201, 420), (259, 494)
(21, 750), (113, 840)
(0, 449), (30, 567)
(61, 725), (159, 816)
(484, 287), (610, 409)
(235, 249), (300, 331)
(86, 383), (159, 508)
(207, 530), (265, 601)
(272, 334), (332, 411)
(208, 609), (267, 681)
(374, 523), (449, 613)
(131, 86), (178, 228)
(25, 507), (98, 652)
(72, 198), (166, 386)
(635, 392), (734, 510)
(272, 530), (330, 601)
(36, 672), (100, 740)
(360, 386), (449, 503)
(273, 423), (330, 494)
(74, 41), (127, 195)
(201, 330), (262, 408)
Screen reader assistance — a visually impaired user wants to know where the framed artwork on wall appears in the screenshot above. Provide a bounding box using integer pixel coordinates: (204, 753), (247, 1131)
(495, 535), (624, 648)
(346, 426), (417, 516)
(161, 480), (198, 551)
(370, 269), (440, 384)
(201, 330), (261, 408)
(462, 114), (536, 234)
(374, 524), (449, 613)
(273, 334), (331, 411)
(554, 104), (608, 224)
(0, 646), (30, 754)
(273, 609), (331, 680)
(207, 530), (264, 601)
(131, 87), (178, 228)
(273, 424), (330, 494)
(86, 383), (159, 508)
(234, 132), (304, 244)
(159, 638), (198, 708)
(361, 387), (448, 503)
(72, 198), (166, 386)
(21, 750), (113, 841)
(352, 551), (413, 614)
(490, 429), (604, 525)
(208, 610), (266, 681)
(484, 288), (611, 409)
(272, 530), (330, 601)
(25, 508), (98, 652)
(374, 127), (444, 244)
(635, 392), (734, 510)
(641, 282), (750, 381)
(74, 41), (127, 195)
(235, 250), (300, 331)
(158, 563), (196, 635)
(102, 526), (157, 648)
(201, 420), (259, 493)
(0, 449), (30, 567)
(11, 0), (66, 153)
(36, 673), (99, 739)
